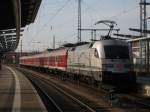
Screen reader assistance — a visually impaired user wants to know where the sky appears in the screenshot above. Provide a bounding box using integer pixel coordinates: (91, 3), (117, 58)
(17, 0), (150, 52)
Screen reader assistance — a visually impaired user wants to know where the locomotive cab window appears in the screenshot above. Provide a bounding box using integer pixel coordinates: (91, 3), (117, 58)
(104, 45), (129, 59)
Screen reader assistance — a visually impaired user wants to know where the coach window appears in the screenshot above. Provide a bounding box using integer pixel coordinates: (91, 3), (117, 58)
(59, 56), (62, 63)
(57, 56), (59, 62)
(50, 57), (52, 63)
(52, 57), (55, 62)
(59, 56), (61, 62)
(51, 57), (53, 62)
(56, 56), (58, 62)
(94, 49), (99, 58)
(60, 56), (62, 62)
(60, 56), (62, 63)
(55, 56), (57, 62)
(58, 56), (60, 62)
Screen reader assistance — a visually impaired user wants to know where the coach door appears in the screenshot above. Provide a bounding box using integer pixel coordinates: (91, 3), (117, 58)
(39, 57), (44, 67)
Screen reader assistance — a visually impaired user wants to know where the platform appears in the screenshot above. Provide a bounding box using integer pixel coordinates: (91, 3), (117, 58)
(0, 65), (47, 112)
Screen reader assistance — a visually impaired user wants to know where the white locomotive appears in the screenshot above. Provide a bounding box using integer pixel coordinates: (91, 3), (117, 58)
(20, 20), (136, 90)
(67, 39), (136, 87)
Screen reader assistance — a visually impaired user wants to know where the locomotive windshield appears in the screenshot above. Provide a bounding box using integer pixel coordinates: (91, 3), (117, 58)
(104, 45), (129, 59)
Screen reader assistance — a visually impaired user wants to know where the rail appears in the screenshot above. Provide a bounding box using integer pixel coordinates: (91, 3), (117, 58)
(19, 67), (96, 112)
(25, 74), (63, 112)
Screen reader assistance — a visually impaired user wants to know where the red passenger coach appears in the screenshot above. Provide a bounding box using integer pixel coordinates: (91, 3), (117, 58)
(19, 54), (41, 67)
(43, 48), (68, 71)
(19, 48), (68, 71)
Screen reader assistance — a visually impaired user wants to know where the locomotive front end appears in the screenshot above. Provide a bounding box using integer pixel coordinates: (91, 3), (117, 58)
(94, 40), (136, 90)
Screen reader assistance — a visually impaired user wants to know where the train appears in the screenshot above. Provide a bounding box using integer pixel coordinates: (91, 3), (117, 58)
(19, 39), (136, 90)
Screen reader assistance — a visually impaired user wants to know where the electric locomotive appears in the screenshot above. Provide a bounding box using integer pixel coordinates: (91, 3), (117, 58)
(67, 39), (136, 88)
(20, 20), (136, 90)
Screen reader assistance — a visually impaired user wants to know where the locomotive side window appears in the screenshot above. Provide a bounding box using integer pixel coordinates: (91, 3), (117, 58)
(94, 49), (99, 58)
(104, 45), (129, 59)
(71, 47), (76, 51)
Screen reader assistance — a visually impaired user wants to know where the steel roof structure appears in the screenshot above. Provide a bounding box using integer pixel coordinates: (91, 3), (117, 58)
(0, 0), (42, 54)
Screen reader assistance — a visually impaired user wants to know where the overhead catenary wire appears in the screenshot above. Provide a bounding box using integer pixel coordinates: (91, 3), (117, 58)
(54, 1), (139, 43)
(32, 0), (72, 38)
(106, 6), (139, 19)
(78, 2), (139, 41)
(82, 0), (103, 18)
(22, 0), (141, 51)
(85, 6), (139, 29)
(82, 0), (139, 21)
(38, 0), (139, 37)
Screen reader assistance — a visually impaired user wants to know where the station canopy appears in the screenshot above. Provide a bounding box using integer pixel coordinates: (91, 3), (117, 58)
(0, 0), (42, 54)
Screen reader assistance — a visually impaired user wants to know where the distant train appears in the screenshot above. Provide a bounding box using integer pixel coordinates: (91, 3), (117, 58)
(20, 39), (136, 90)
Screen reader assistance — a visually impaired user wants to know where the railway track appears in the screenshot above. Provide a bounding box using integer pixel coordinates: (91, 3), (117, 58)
(17, 67), (150, 112)
(19, 68), (96, 112)
(26, 74), (63, 112)
(119, 94), (150, 109)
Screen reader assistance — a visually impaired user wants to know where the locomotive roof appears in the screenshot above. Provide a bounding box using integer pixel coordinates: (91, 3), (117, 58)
(20, 39), (128, 59)
(68, 39), (128, 51)
(62, 42), (89, 47)
(127, 36), (150, 42)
